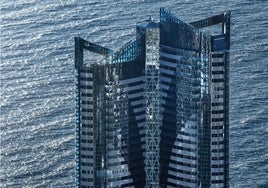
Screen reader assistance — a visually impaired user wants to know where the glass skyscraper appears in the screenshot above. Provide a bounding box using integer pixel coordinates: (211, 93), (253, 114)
(75, 8), (230, 188)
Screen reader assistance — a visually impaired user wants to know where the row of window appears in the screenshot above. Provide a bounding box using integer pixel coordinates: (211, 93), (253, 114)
(212, 62), (224, 66)
(212, 133), (224, 137)
(161, 140), (197, 153)
(127, 80), (144, 87)
(82, 170), (93, 174)
(212, 78), (224, 82)
(212, 179), (224, 183)
(212, 126), (224, 130)
(81, 162), (93, 166)
(81, 139), (93, 144)
(212, 86), (224, 91)
(169, 166), (197, 175)
(81, 154), (93, 158)
(168, 174), (197, 183)
(81, 147), (92, 151)
(212, 110), (224, 114)
(212, 164), (225, 168)
(82, 124), (93, 128)
(82, 116), (93, 120)
(81, 185), (93, 188)
(81, 131), (93, 136)
(169, 159), (198, 169)
(212, 118), (224, 122)
(81, 100), (93, 105)
(81, 93), (92, 97)
(212, 156), (225, 160)
(172, 152), (197, 160)
(80, 85), (93, 89)
(80, 76), (93, 81)
(160, 55), (198, 67)
(81, 177), (93, 182)
(212, 172), (224, 176)
(128, 95), (144, 103)
(212, 53), (224, 58)
(127, 88), (144, 95)
(212, 102), (224, 106)
(175, 138), (197, 145)
(212, 149), (225, 153)
(212, 70), (224, 74)
(82, 108), (93, 112)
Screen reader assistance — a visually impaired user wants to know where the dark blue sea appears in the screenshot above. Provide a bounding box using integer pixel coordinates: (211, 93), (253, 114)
(1, 0), (267, 187)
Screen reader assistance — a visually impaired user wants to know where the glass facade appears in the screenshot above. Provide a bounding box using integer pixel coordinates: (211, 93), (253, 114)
(75, 8), (230, 188)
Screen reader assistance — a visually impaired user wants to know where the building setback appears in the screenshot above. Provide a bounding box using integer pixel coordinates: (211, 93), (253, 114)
(75, 8), (230, 188)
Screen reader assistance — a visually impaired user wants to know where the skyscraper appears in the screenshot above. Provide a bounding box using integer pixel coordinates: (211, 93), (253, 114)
(75, 8), (230, 188)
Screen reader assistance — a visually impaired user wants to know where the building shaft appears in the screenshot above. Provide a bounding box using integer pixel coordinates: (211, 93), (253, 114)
(75, 8), (230, 188)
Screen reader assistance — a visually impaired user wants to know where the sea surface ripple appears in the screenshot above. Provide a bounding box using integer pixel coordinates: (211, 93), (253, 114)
(1, 0), (267, 187)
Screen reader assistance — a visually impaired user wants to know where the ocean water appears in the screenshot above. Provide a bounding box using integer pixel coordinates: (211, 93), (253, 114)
(1, 0), (267, 187)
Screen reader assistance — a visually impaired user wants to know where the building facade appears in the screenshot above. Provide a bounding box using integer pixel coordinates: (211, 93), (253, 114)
(75, 8), (230, 188)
